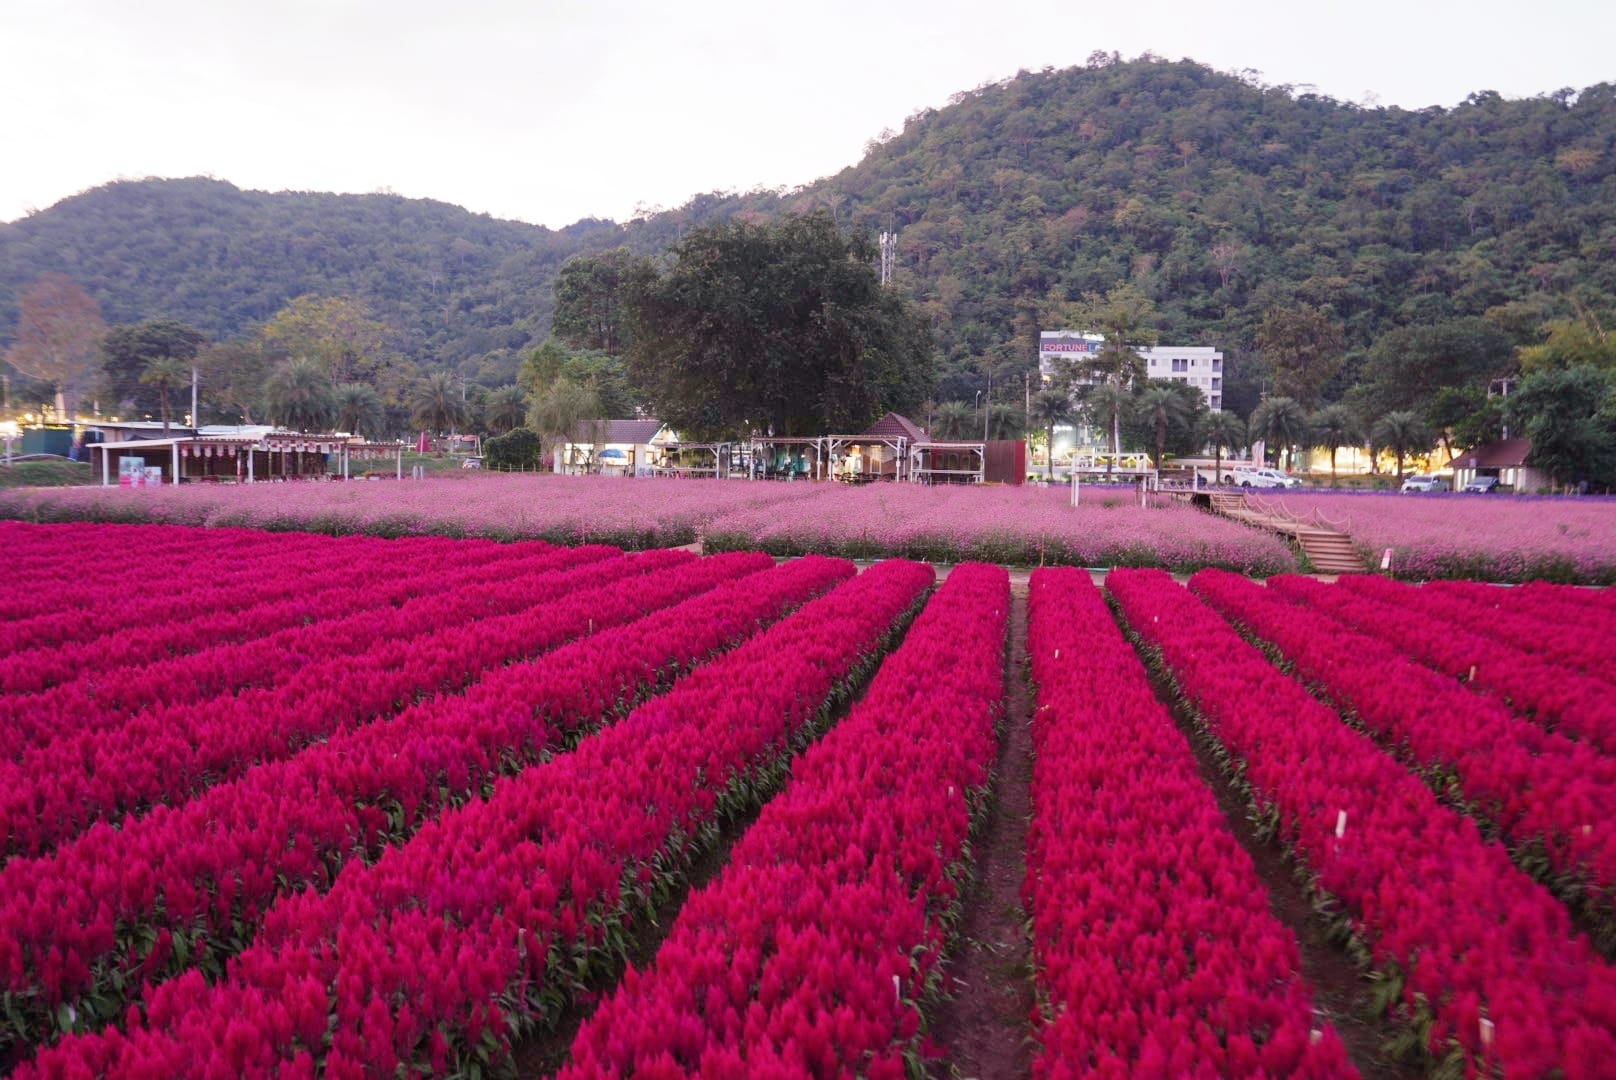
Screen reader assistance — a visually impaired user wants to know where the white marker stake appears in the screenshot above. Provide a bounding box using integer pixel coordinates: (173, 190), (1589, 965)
(1380, 548), (1392, 571)
(1480, 1017), (1495, 1050)
(1336, 810), (1347, 838)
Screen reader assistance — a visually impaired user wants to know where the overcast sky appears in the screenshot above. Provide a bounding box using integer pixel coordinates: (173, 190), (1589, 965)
(3, 0), (1611, 229)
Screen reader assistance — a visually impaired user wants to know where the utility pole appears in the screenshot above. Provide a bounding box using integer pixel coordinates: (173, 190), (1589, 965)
(879, 229), (896, 286)
(191, 366), (200, 434)
(983, 367), (992, 443)
(1490, 376), (1516, 440)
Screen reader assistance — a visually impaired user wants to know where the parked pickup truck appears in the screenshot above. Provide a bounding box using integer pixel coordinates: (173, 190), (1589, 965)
(1232, 466), (1304, 489)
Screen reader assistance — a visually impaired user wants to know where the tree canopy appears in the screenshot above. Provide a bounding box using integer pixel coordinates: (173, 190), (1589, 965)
(100, 318), (207, 417)
(262, 357), (336, 432)
(624, 212), (934, 437)
(1506, 366), (1616, 487)
(5, 273), (105, 417)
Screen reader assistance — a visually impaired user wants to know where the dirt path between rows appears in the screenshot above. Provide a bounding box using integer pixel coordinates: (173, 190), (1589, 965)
(928, 586), (1035, 1079)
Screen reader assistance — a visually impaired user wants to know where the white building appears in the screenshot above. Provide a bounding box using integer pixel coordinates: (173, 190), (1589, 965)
(1039, 331), (1224, 412)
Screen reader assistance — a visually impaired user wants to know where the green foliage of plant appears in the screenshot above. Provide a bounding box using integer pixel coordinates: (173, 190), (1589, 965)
(1307, 403), (1364, 483)
(1249, 396), (1308, 469)
(624, 212), (934, 437)
(482, 427), (543, 470)
(99, 319), (206, 417)
(1370, 410), (1432, 481)
(407, 370), (470, 435)
(261, 356), (336, 432)
(1506, 366), (1616, 487)
(0, 460), (94, 488)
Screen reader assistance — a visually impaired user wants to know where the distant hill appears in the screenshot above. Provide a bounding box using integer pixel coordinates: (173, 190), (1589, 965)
(4, 56), (1614, 412)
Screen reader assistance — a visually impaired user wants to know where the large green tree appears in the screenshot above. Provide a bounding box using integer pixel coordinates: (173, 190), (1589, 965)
(519, 339), (634, 420)
(197, 340), (278, 424)
(100, 318), (207, 417)
(1255, 305), (1345, 410)
(1357, 317), (1514, 456)
(5, 273), (106, 418)
(624, 212), (933, 437)
(551, 248), (653, 356)
(258, 295), (391, 386)
(1506, 366), (1616, 488)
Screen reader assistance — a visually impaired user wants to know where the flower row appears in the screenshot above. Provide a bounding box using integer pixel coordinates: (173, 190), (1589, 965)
(1427, 578), (1616, 640)
(1266, 575), (1616, 753)
(0, 528), (391, 657)
(0, 534), (565, 718)
(0, 551), (844, 1058)
(0, 523), (300, 620)
(1192, 570), (1616, 929)
(1108, 569), (1616, 1075)
(560, 563), (1009, 1078)
(1025, 568), (1354, 1078)
(0, 548), (674, 860)
(23, 559), (935, 1078)
(1337, 575), (1616, 689)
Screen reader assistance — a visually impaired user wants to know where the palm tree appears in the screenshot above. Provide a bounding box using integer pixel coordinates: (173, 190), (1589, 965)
(409, 371), (470, 436)
(484, 384), (528, 435)
(1372, 410), (1430, 482)
(262, 357), (336, 432)
(1249, 396), (1308, 472)
(931, 401), (975, 441)
(1309, 404), (1364, 486)
(1081, 383), (1132, 477)
(334, 382), (385, 440)
(1136, 385), (1191, 474)
(1028, 389), (1073, 481)
(1200, 410), (1247, 484)
(987, 403), (1026, 440)
(139, 356), (189, 436)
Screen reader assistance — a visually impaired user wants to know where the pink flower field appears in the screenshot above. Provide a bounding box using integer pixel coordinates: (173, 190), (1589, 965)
(702, 481), (1295, 572)
(0, 475), (1297, 572)
(1269, 492), (1616, 582)
(10, 521), (1616, 1078)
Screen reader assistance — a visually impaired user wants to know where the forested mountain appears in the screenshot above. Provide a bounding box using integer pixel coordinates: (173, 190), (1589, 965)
(0, 177), (624, 366)
(3, 55), (1614, 414)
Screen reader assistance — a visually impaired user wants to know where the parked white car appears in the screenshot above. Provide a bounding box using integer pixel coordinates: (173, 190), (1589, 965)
(1234, 467), (1303, 489)
(1400, 474), (1449, 492)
